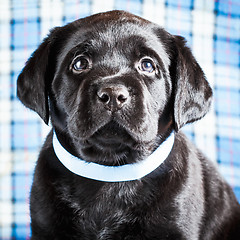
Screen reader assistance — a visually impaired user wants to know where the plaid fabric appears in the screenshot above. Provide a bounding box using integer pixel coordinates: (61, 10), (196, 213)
(0, 0), (239, 239)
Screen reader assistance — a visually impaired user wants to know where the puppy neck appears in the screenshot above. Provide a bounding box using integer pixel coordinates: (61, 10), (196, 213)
(52, 130), (175, 182)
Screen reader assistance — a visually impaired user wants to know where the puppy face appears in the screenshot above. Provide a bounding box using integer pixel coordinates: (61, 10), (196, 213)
(17, 11), (212, 164)
(53, 16), (171, 142)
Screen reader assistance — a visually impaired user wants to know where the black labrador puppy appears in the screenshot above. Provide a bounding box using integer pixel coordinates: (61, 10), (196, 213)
(17, 10), (240, 240)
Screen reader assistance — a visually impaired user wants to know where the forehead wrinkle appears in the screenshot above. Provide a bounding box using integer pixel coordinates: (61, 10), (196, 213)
(89, 22), (150, 49)
(102, 66), (131, 77)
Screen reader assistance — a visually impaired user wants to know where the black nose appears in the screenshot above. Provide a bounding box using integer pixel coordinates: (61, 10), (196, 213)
(97, 85), (129, 112)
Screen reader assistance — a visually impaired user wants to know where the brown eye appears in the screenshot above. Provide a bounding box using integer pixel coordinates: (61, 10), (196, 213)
(71, 56), (91, 73)
(141, 60), (154, 73)
(138, 58), (156, 73)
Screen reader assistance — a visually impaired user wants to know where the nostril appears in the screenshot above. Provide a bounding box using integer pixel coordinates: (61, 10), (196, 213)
(98, 92), (110, 103)
(117, 94), (127, 103)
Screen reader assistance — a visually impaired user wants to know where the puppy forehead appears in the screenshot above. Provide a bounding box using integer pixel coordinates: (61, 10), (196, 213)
(59, 15), (170, 69)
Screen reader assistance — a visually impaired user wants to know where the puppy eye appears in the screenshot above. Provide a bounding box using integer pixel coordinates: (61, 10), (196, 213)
(138, 58), (156, 73)
(71, 56), (91, 73)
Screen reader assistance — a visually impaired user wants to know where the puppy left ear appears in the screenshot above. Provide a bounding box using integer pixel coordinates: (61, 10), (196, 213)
(17, 35), (53, 125)
(172, 36), (212, 131)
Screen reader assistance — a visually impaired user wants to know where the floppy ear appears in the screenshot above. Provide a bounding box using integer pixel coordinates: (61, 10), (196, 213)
(17, 35), (54, 124)
(172, 36), (212, 131)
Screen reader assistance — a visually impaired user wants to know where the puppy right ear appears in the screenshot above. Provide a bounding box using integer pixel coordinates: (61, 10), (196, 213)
(172, 36), (212, 131)
(17, 35), (54, 124)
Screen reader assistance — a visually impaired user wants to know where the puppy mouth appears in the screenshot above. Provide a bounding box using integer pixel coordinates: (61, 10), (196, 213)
(68, 107), (157, 148)
(91, 121), (133, 147)
(67, 111), (157, 165)
(76, 120), (141, 165)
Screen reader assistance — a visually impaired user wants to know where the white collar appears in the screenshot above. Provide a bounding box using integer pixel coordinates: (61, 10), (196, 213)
(52, 131), (175, 182)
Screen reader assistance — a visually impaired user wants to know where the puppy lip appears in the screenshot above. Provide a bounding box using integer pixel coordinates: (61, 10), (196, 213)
(93, 120), (129, 139)
(91, 121), (152, 149)
(69, 112), (147, 145)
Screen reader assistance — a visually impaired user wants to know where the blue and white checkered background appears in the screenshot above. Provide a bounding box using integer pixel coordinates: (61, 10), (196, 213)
(0, 0), (239, 239)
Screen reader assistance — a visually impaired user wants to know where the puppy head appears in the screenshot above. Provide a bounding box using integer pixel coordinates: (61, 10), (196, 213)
(17, 10), (212, 162)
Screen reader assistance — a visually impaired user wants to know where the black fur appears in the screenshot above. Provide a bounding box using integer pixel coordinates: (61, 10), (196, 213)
(17, 10), (240, 239)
